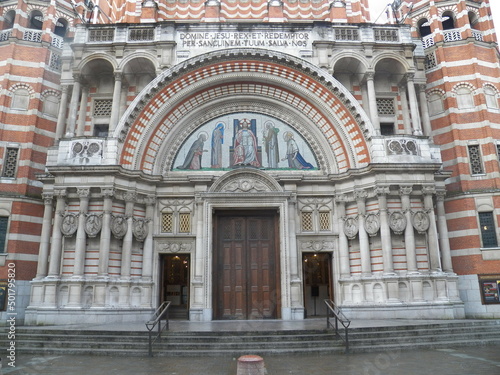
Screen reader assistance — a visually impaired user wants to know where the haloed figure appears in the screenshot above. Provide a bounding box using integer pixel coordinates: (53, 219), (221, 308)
(263, 121), (279, 168)
(282, 131), (314, 169)
(177, 133), (208, 170)
(233, 119), (260, 167)
(211, 122), (225, 169)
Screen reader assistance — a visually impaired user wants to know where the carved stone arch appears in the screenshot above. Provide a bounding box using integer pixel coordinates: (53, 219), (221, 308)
(210, 169), (283, 194)
(330, 51), (369, 74)
(116, 48), (374, 175)
(77, 53), (119, 73)
(371, 52), (412, 73)
(118, 51), (160, 72)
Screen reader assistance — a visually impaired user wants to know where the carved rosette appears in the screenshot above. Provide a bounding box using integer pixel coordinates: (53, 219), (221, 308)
(364, 213), (380, 237)
(389, 211), (406, 235)
(84, 213), (102, 238)
(132, 218), (148, 242)
(159, 242), (193, 253)
(343, 217), (359, 240)
(111, 215), (128, 239)
(61, 213), (78, 237)
(223, 178), (269, 193)
(412, 211), (430, 234)
(300, 240), (334, 252)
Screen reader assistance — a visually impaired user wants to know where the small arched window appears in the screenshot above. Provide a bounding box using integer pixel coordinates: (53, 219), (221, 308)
(11, 89), (30, 110)
(456, 87), (474, 109)
(428, 93), (444, 115)
(468, 11), (480, 30)
(484, 86), (498, 109)
(418, 18), (432, 37)
(2, 10), (15, 30)
(441, 11), (456, 30)
(29, 10), (43, 30)
(54, 18), (68, 37)
(42, 94), (60, 117)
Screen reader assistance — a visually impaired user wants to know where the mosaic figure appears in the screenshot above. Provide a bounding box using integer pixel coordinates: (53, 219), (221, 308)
(263, 121), (280, 168)
(282, 131), (314, 169)
(177, 133), (208, 170)
(211, 122), (225, 168)
(233, 119), (260, 167)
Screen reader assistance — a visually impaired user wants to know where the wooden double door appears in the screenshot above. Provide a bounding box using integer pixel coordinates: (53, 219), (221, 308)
(214, 211), (280, 320)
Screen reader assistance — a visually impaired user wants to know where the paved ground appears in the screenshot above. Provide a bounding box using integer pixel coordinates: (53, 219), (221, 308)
(4, 345), (500, 375)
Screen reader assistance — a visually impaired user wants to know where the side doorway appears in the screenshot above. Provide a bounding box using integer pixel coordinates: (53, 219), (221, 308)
(302, 253), (332, 317)
(160, 254), (190, 319)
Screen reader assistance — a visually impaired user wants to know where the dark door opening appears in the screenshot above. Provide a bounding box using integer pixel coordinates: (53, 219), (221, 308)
(160, 254), (190, 319)
(213, 211), (280, 320)
(303, 253), (332, 317)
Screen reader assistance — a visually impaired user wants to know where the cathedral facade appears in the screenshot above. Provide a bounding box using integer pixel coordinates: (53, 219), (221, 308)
(0, 0), (498, 325)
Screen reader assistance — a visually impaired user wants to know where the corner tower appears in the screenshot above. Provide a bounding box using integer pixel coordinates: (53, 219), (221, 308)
(394, 0), (500, 317)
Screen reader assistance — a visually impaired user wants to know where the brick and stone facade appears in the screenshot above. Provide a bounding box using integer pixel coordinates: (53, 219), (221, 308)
(0, 0), (498, 325)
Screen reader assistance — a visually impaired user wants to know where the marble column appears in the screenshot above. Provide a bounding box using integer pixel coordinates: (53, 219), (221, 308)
(436, 191), (454, 273)
(406, 73), (423, 136)
(423, 187), (442, 273)
(65, 74), (81, 138)
(376, 187), (394, 275)
(98, 188), (114, 277)
(400, 186), (418, 274)
(365, 72), (380, 134)
(109, 73), (123, 134)
(55, 85), (69, 140)
(399, 85), (412, 135)
(418, 84), (433, 137)
(142, 195), (156, 280)
(76, 85), (89, 137)
(336, 196), (351, 278)
(35, 193), (54, 279)
(356, 190), (371, 276)
(73, 188), (90, 277)
(47, 189), (66, 277)
(119, 193), (135, 307)
(288, 195), (299, 280)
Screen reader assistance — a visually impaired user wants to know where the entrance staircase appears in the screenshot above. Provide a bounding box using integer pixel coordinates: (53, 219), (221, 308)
(3, 320), (500, 357)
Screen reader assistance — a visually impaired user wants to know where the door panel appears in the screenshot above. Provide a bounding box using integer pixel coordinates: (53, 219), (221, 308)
(215, 212), (279, 320)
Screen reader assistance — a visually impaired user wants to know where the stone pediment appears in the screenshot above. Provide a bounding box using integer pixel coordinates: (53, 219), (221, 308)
(210, 169), (283, 193)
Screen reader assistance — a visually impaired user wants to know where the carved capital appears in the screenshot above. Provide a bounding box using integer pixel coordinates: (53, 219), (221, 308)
(77, 188), (90, 198)
(101, 187), (115, 199)
(42, 193), (54, 205)
(399, 186), (413, 196)
(436, 190), (447, 201)
(123, 191), (137, 203)
(374, 186), (390, 196)
(422, 186), (436, 196)
(54, 188), (67, 199)
(354, 189), (368, 201)
(144, 195), (157, 206)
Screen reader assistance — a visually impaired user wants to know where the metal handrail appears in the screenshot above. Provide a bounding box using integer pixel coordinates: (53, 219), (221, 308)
(145, 300), (171, 357)
(324, 299), (351, 353)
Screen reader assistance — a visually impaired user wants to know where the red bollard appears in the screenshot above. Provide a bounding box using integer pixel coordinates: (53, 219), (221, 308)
(236, 355), (267, 375)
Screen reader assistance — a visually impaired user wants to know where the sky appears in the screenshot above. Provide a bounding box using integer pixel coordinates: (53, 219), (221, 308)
(370, 1), (500, 29)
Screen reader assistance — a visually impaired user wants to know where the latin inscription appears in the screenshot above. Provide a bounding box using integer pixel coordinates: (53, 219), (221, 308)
(179, 31), (310, 48)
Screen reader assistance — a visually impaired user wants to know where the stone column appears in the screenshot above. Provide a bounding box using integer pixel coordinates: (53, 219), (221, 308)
(98, 188), (114, 277)
(65, 74), (81, 138)
(109, 73), (123, 134)
(365, 72), (380, 134)
(399, 85), (412, 135)
(376, 187), (394, 275)
(35, 193), (54, 279)
(47, 189), (66, 277)
(336, 196), (350, 278)
(288, 195), (299, 279)
(73, 188), (90, 277)
(400, 186), (418, 274)
(418, 84), (432, 137)
(436, 191), (454, 273)
(76, 85), (89, 137)
(356, 190), (371, 276)
(423, 187), (442, 273)
(406, 73), (423, 136)
(55, 85), (69, 140)
(119, 192), (135, 307)
(142, 195), (156, 280)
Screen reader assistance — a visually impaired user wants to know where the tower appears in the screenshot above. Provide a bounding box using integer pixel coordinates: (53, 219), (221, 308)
(394, 0), (500, 316)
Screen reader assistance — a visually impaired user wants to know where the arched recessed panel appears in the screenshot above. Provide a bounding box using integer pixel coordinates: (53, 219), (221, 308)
(173, 113), (317, 171)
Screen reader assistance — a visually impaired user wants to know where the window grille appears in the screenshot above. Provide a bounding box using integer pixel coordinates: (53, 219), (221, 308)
(334, 28), (359, 41)
(479, 212), (498, 248)
(319, 212), (330, 231)
(497, 144), (500, 163)
(0, 30), (12, 42)
(302, 212), (313, 232)
(23, 30), (42, 43)
(129, 28), (155, 41)
(161, 213), (173, 233)
(2, 148), (19, 178)
(421, 34), (435, 49)
(472, 30), (484, 42)
(0, 217), (8, 253)
(88, 29), (114, 42)
(374, 28), (399, 42)
(179, 213), (191, 233)
(443, 29), (462, 42)
(376, 98), (395, 115)
(48, 52), (62, 72)
(93, 99), (113, 117)
(468, 145), (484, 175)
(424, 52), (437, 70)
